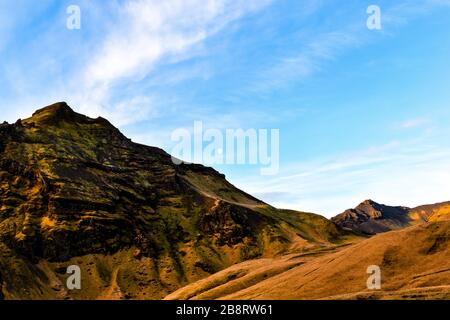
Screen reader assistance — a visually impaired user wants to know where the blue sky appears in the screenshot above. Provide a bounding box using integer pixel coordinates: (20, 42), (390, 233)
(1, 0), (450, 217)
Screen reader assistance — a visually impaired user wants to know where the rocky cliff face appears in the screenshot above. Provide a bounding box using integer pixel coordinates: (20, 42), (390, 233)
(0, 102), (342, 299)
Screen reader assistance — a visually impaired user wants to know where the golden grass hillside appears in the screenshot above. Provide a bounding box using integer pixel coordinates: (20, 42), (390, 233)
(166, 221), (450, 300)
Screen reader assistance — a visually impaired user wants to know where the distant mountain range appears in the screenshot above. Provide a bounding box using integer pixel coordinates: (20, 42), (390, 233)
(0, 102), (449, 300)
(332, 199), (450, 234)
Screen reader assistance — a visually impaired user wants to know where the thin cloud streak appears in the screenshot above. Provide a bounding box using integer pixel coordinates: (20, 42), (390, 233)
(75, 0), (274, 124)
(247, 0), (450, 94)
(235, 142), (450, 217)
(399, 118), (430, 129)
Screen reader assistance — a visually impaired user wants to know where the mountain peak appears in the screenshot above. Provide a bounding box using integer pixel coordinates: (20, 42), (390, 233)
(23, 102), (79, 125)
(31, 101), (75, 119)
(356, 199), (385, 212)
(359, 199), (378, 206)
(34, 101), (73, 113)
(23, 102), (115, 129)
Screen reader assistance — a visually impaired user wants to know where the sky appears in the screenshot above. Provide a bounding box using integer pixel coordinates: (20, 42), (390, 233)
(0, 0), (450, 217)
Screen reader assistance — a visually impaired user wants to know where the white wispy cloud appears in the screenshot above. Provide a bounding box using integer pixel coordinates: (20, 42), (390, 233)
(233, 140), (450, 217)
(251, 30), (360, 92)
(4, 0), (447, 126)
(399, 118), (430, 129)
(73, 0), (273, 125)
(0, 0), (274, 126)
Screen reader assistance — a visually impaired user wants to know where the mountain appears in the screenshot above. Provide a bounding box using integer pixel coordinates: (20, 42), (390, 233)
(0, 102), (344, 300)
(331, 200), (411, 234)
(166, 220), (450, 300)
(332, 200), (450, 235)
